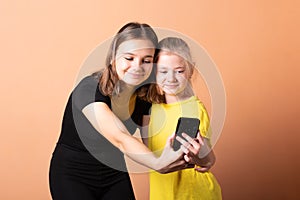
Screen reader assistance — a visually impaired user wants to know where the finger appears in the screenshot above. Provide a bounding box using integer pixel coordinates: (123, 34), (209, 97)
(182, 133), (200, 148)
(194, 166), (210, 173)
(184, 154), (190, 162)
(190, 139), (201, 155)
(197, 135), (205, 146)
(179, 143), (189, 154)
(176, 136), (198, 155)
(181, 133), (200, 155)
(176, 135), (189, 148)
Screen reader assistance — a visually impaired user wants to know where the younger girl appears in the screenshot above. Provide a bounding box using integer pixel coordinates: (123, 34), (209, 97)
(145, 37), (222, 200)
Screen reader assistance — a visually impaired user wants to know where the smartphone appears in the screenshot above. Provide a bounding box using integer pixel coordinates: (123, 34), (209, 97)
(173, 117), (200, 151)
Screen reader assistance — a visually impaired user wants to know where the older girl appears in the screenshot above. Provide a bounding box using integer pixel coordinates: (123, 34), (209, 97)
(49, 23), (187, 200)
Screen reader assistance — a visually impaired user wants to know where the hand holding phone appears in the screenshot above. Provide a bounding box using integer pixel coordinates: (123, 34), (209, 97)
(173, 117), (200, 151)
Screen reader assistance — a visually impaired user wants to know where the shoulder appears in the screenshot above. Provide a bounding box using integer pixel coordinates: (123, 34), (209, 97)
(73, 74), (111, 109)
(76, 75), (99, 89)
(192, 96), (207, 111)
(136, 97), (152, 114)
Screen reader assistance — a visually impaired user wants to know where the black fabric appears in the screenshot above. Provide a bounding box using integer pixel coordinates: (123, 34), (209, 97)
(49, 144), (135, 200)
(49, 75), (150, 199)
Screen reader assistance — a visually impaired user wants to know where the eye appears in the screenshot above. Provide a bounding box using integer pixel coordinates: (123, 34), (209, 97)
(143, 59), (153, 64)
(176, 70), (185, 74)
(124, 57), (133, 61)
(175, 67), (185, 74)
(159, 70), (168, 74)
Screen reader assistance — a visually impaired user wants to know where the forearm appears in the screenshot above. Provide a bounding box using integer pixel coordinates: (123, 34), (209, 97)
(82, 102), (174, 171)
(117, 132), (161, 170)
(196, 149), (215, 167)
(193, 137), (216, 170)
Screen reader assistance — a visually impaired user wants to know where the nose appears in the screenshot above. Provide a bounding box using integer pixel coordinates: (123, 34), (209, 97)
(132, 58), (142, 69)
(166, 71), (176, 82)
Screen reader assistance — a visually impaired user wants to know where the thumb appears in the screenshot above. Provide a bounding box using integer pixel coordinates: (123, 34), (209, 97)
(195, 166), (210, 173)
(166, 133), (175, 147)
(134, 128), (140, 135)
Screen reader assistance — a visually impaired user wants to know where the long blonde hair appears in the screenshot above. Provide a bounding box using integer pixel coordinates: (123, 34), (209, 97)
(147, 37), (195, 103)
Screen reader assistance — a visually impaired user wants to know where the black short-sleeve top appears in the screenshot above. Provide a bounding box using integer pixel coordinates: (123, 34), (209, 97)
(56, 75), (151, 171)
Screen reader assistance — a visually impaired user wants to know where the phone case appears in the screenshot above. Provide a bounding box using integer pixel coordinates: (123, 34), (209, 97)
(173, 117), (200, 151)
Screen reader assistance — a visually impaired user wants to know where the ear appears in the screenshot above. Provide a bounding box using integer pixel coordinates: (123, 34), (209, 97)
(189, 62), (195, 78)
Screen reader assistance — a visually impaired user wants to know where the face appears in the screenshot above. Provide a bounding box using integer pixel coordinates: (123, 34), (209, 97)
(156, 53), (191, 97)
(114, 39), (155, 86)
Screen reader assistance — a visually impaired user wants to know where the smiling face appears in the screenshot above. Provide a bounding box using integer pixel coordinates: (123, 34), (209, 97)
(114, 39), (155, 86)
(156, 52), (192, 100)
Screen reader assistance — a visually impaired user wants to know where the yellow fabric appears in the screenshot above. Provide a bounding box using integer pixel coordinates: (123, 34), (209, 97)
(148, 96), (222, 200)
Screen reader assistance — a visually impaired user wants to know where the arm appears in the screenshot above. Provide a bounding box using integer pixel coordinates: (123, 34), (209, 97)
(193, 136), (216, 172)
(82, 102), (183, 171)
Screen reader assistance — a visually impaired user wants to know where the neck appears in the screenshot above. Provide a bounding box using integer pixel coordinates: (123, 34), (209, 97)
(165, 87), (194, 104)
(122, 82), (136, 93)
(111, 83), (137, 120)
(114, 81), (136, 99)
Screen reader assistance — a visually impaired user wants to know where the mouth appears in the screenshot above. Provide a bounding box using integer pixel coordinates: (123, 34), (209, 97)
(127, 72), (145, 78)
(164, 84), (179, 87)
(163, 84), (179, 89)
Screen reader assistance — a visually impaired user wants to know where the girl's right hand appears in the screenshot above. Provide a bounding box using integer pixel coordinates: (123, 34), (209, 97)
(156, 133), (186, 173)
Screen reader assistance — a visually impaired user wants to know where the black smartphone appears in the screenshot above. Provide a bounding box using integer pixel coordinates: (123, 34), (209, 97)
(173, 117), (200, 151)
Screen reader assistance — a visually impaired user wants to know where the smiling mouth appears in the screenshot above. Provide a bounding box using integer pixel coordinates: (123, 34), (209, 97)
(126, 72), (145, 79)
(164, 84), (179, 88)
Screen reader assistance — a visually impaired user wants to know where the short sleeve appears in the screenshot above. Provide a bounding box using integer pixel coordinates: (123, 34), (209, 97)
(72, 76), (111, 111)
(198, 102), (211, 139)
(129, 98), (152, 128)
(139, 99), (152, 115)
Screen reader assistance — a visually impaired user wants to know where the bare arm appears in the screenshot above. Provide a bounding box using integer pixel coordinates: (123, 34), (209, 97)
(82, 102), (183, 171)
(193, 137), (216, 172)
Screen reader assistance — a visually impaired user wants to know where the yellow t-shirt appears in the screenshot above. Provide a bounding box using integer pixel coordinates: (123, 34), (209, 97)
(148, 96), (222, 200)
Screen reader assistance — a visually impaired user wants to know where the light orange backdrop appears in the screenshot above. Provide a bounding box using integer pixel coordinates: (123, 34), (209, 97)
(1, 0), (299, 199)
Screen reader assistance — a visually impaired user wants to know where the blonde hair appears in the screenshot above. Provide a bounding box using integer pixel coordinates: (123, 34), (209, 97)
(147, 37), (195, 103)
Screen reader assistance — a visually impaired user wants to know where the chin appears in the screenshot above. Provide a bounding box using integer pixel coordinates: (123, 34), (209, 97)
(164, 91), (179, 96)
(124, 80), (144, 86)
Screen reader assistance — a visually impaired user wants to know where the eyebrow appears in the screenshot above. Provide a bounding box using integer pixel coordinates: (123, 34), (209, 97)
(123, 52), (153, 58)
(157, 66), (185, 69)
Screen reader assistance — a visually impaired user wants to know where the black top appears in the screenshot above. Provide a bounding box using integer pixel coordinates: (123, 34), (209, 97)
(56, 75), (151, 172)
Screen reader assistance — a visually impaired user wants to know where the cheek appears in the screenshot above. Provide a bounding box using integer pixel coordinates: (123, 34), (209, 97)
(181, 77), (189, 86)
(116, 59), (129, 70)
(144, 65), (153, 74)
(156, 74), (165, 85)
(115, 60), (128, 76)
(180, 73), (189, 82)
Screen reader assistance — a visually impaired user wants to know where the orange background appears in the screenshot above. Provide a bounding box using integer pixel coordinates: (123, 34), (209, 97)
(1, 0), (299, 199)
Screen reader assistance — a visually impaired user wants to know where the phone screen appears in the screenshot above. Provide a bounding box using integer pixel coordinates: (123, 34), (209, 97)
(173, 117), (200, 151)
